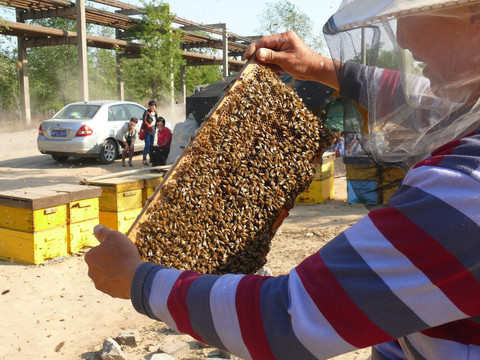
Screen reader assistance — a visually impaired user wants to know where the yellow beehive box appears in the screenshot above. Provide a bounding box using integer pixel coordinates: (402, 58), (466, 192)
(345, 163), (379, 181)
(100, 207), (142, 234)
(123, 174), (164, 206)
(381, 166), (406, 183)
(0, 188), (68, 232)
(88, 177), (144, 212)
(313, 152), (335, 181)
(0, 226), (67, 265)
(296, 177), (334, 204)
(0, 188), (69, 264)
(39, 184), (102, 254)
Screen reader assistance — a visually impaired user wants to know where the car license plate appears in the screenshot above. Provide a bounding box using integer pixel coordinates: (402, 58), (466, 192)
(51, 130), (67, 137)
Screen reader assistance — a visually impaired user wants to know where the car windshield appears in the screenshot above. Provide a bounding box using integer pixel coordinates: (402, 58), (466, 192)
(55, 104), (101, 119)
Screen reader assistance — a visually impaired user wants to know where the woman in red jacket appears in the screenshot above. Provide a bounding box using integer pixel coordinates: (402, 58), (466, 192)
(154, 116), (172, 166)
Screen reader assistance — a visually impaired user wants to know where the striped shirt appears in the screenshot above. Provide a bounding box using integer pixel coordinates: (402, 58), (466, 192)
(131, 64), (480, 359)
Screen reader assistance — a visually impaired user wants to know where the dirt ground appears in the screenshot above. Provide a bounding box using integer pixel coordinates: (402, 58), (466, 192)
(0, 129), (371, 360)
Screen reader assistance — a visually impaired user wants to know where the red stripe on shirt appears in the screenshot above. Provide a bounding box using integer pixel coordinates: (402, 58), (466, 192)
(421, 318), (480, 345)
(167, 270), (204, 342)
(369, 207), (480, 316)
(235, 275), (276, 360)
(378, 69), (399, 120)
(296, 252), (392, 348)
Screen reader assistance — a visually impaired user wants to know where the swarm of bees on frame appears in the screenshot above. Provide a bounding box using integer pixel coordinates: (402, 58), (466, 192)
(134, 63), (335, 275)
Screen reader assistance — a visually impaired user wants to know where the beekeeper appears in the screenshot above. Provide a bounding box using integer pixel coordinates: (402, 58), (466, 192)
(86, 1), (480, 359)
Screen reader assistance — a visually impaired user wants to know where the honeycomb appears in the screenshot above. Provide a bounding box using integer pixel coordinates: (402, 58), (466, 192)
(128, 59), (335, 274)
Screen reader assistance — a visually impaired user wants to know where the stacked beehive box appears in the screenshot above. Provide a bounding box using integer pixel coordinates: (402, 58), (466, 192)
(0, 188), (69, 264)
(44, 184), (102, 254)
(296, 152), (335, 204)
(88, 177), (145, 234)
(344, 156), (405, 205)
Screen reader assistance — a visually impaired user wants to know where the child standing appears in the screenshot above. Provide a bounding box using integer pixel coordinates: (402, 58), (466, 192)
(140, 100), (158, 165)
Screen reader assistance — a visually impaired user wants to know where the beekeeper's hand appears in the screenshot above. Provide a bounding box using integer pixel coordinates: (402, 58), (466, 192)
(244, 30), (339, 89)
(85, 224), (143, 299)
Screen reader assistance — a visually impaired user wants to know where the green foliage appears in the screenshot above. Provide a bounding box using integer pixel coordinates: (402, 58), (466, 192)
(183, 65), (222, 96)
(256, 0), (325, 53)
(26, 18), (80, 110)
(126, 0), (184, 103)
(0, 48), (19, 111)
(352, 42), (400, 71)
(88, 27), (118, 100)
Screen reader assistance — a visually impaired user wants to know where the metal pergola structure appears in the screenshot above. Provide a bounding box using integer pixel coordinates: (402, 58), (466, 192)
(0, 0), (258, 124)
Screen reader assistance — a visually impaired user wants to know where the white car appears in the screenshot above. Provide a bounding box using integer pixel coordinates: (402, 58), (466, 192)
(37, 100), (146, 164)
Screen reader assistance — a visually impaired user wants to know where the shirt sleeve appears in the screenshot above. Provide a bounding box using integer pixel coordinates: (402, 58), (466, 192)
(130, 161), (480, 359)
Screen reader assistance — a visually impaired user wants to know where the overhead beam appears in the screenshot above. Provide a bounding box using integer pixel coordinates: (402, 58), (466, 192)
(21, 6), (77, 19)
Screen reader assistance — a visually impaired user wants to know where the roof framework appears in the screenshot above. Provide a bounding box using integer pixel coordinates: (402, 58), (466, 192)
(0, 0), (255, 123)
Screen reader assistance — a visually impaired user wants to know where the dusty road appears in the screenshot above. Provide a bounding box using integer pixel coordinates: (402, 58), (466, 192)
(0, 128), (147, 191)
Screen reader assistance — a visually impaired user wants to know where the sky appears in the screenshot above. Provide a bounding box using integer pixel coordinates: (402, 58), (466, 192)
(130, 0), (343, 38)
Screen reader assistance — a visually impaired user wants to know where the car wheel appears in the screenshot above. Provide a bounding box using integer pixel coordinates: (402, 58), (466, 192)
(51, 154), (69, 162)
(99, 138), (119, 164)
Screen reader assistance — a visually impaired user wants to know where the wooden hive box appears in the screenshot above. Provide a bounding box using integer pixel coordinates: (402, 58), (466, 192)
(344, 156), (406, 205)
(127, 57), (335, 274)
(121, 172), (166, 207)
(38, 184), (102, 254)
(296, 152), (335, 204)
(0, 187), (69, 264)
(87, 177), (144, 234)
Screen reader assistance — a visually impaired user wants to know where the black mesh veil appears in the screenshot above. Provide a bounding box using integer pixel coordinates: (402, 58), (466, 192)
(323, 0), (480, 207)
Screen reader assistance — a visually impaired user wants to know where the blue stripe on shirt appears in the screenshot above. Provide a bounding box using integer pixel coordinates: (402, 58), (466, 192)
(187, 274), (226, 351)
(260, 275), (317, 360)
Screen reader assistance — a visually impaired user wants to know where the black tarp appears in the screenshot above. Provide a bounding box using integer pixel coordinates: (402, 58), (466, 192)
(186, 73), (335, 124)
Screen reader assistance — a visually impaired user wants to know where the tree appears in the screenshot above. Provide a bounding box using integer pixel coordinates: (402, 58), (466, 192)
(88, 26), (118, 100)
(27, 17), (82, 110)
(256, 1), (325, 53)
(126, 0), (184, 103)
(0, 47), (20, 113)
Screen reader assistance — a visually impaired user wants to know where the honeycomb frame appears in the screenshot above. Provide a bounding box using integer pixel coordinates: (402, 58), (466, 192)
(127, 57), (335, 274)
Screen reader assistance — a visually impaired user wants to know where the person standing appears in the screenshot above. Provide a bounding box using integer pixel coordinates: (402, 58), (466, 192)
(141, 100), (158, 166)
(86, 2), (480, 359)
(116, 117), (138, 167)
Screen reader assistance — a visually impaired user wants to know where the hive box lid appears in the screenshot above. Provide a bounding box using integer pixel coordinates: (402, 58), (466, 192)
(0, 187), (69, 210)
(86, 177), (145, 192)
(42, 184), (102, 201)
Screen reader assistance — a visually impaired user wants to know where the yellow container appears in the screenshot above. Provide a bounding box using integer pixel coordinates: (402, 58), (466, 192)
(87, 178), (144, 212)
(100, 207), (142, 234)
(313, 152), (335, 181)
(296, 177), (334, 204)
(345, 163), (379, 181)
(381, 167), (406, 182)
(35, 184), (102, 253)
(99, 189), (143, 212)
(0, 226), (67, 265)
(69, 218), (99, 254)
(0, 204), (67, 232)
(0, 188), (69, 232)
(123, 174), (164, 206)
(69, 197), (100, 224)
